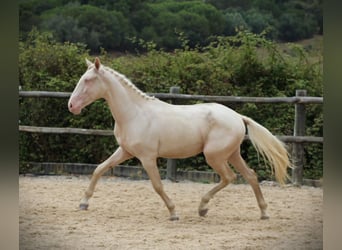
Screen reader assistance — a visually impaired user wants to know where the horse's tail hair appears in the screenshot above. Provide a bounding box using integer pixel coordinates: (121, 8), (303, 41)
(241, 115), (292, 185)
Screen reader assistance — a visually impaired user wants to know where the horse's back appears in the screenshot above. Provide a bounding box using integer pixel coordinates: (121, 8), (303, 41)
(179, 102), (245, 132)
(152, 101), (245, 136)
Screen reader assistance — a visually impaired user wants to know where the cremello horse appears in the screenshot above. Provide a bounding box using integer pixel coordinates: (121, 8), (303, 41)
(68, 57), (290, 220)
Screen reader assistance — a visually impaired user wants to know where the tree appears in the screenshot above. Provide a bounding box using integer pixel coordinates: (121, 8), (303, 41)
(243, 8), (277, 39)
(223, 10), (248, 36)
(206, 0), (252, 11)
(277, 11), (317, 41)
(40, 15), (87, 44)
(40, 4), (132, 51)
(132, 1), (224, 49)
(20, 0), (323, 52)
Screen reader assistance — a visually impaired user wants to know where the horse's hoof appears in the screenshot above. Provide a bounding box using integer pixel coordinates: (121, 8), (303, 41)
(199, 208), (208, 217)
(79, 203), (89, 210)
(260, 214), (270, 220)
(170, 215), (179, 221)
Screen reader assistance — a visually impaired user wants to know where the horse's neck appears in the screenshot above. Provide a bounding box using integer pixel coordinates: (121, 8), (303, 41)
(101, 68), (153, 123)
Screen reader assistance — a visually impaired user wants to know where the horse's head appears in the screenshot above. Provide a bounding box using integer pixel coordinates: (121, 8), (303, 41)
(68, 57), (105, 115)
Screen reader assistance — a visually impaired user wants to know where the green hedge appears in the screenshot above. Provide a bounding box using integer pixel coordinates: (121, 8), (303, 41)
(19, 30), (323, 180)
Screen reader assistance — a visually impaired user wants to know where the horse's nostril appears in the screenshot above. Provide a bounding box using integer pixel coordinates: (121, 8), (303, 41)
(69, 103), (73, 108)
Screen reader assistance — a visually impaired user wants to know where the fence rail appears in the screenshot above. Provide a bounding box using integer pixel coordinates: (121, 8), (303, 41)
(19, 125), (114, 136)
(19, 90), (323, 104)
(18, 125), (323, 143)
(19, 89), (323, 185)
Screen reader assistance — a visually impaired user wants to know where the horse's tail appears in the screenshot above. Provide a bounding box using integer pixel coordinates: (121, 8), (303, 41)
(241, 115), (291, 185)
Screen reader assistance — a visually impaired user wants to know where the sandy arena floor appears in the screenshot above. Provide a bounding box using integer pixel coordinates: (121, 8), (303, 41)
(19, 175), (322, 249)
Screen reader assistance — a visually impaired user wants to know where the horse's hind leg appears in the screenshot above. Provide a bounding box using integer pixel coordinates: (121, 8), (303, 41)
(228, 150), (269, 219)
(198, 156), (236, 217)
(79, 147), (132, 210)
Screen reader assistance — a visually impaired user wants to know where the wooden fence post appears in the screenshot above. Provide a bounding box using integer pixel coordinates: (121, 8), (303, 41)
(166, 86), (180, 182)
(292, 89), (307, 186)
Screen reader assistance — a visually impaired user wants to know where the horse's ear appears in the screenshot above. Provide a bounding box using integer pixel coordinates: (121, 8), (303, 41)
(94, 57), (101, 70)
(85, 58), (92, 67)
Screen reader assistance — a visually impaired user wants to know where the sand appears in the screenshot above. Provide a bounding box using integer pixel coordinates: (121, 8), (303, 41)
(19, 175), (322, 249)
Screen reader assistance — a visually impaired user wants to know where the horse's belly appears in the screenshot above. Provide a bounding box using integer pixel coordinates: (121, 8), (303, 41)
(158, 141), (203, 159)
(157, 126), (205, 158)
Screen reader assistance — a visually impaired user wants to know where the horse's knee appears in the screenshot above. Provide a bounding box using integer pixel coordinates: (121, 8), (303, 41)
(246, 169), (258, 183)
(152, 183), (164, 194)
(221, 172), (236, 185)
(229, 172), (237, 183)
(249, 168), (257, 176)
(93, 165), (107, 177)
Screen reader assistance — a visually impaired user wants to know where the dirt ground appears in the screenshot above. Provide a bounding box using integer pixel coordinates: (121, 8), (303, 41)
(19, 175), (322, 250)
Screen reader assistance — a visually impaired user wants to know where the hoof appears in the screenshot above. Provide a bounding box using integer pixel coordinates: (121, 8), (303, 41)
(79, 203), (89, 210)
(260, 214), (270, 220)
(170, 215), (179, 221)
(199, 208), (208, 217)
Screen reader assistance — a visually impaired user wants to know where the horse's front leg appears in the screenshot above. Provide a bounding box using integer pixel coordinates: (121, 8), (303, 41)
(80, 147), (132, 210)
(141, 158), (179, 221)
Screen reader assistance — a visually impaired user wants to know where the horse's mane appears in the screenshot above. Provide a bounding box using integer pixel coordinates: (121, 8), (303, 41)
(103, 66), (155, 101)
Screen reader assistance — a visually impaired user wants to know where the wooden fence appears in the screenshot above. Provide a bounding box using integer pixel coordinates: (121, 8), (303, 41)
(19, 89), (323, 185)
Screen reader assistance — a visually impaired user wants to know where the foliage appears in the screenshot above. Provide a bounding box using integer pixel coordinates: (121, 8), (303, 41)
(222, 9), (249, 36)
(277, 11), (317, 42)
(19, 28), (88, 91)
(19, 30), (323, 181)
(19, 29), (116, 165)
(19, 0), (323, 52)
(131, 1), (224, 49)
(39, 3), (132, 51)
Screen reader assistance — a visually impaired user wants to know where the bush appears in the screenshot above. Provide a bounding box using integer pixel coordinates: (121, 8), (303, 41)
(19, 30), (116, 166)
(19, 30), (323, 180)
(107, 31), (323, 180)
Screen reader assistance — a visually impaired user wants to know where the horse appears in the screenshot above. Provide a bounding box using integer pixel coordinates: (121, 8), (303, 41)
(68, 57), (291, 221)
